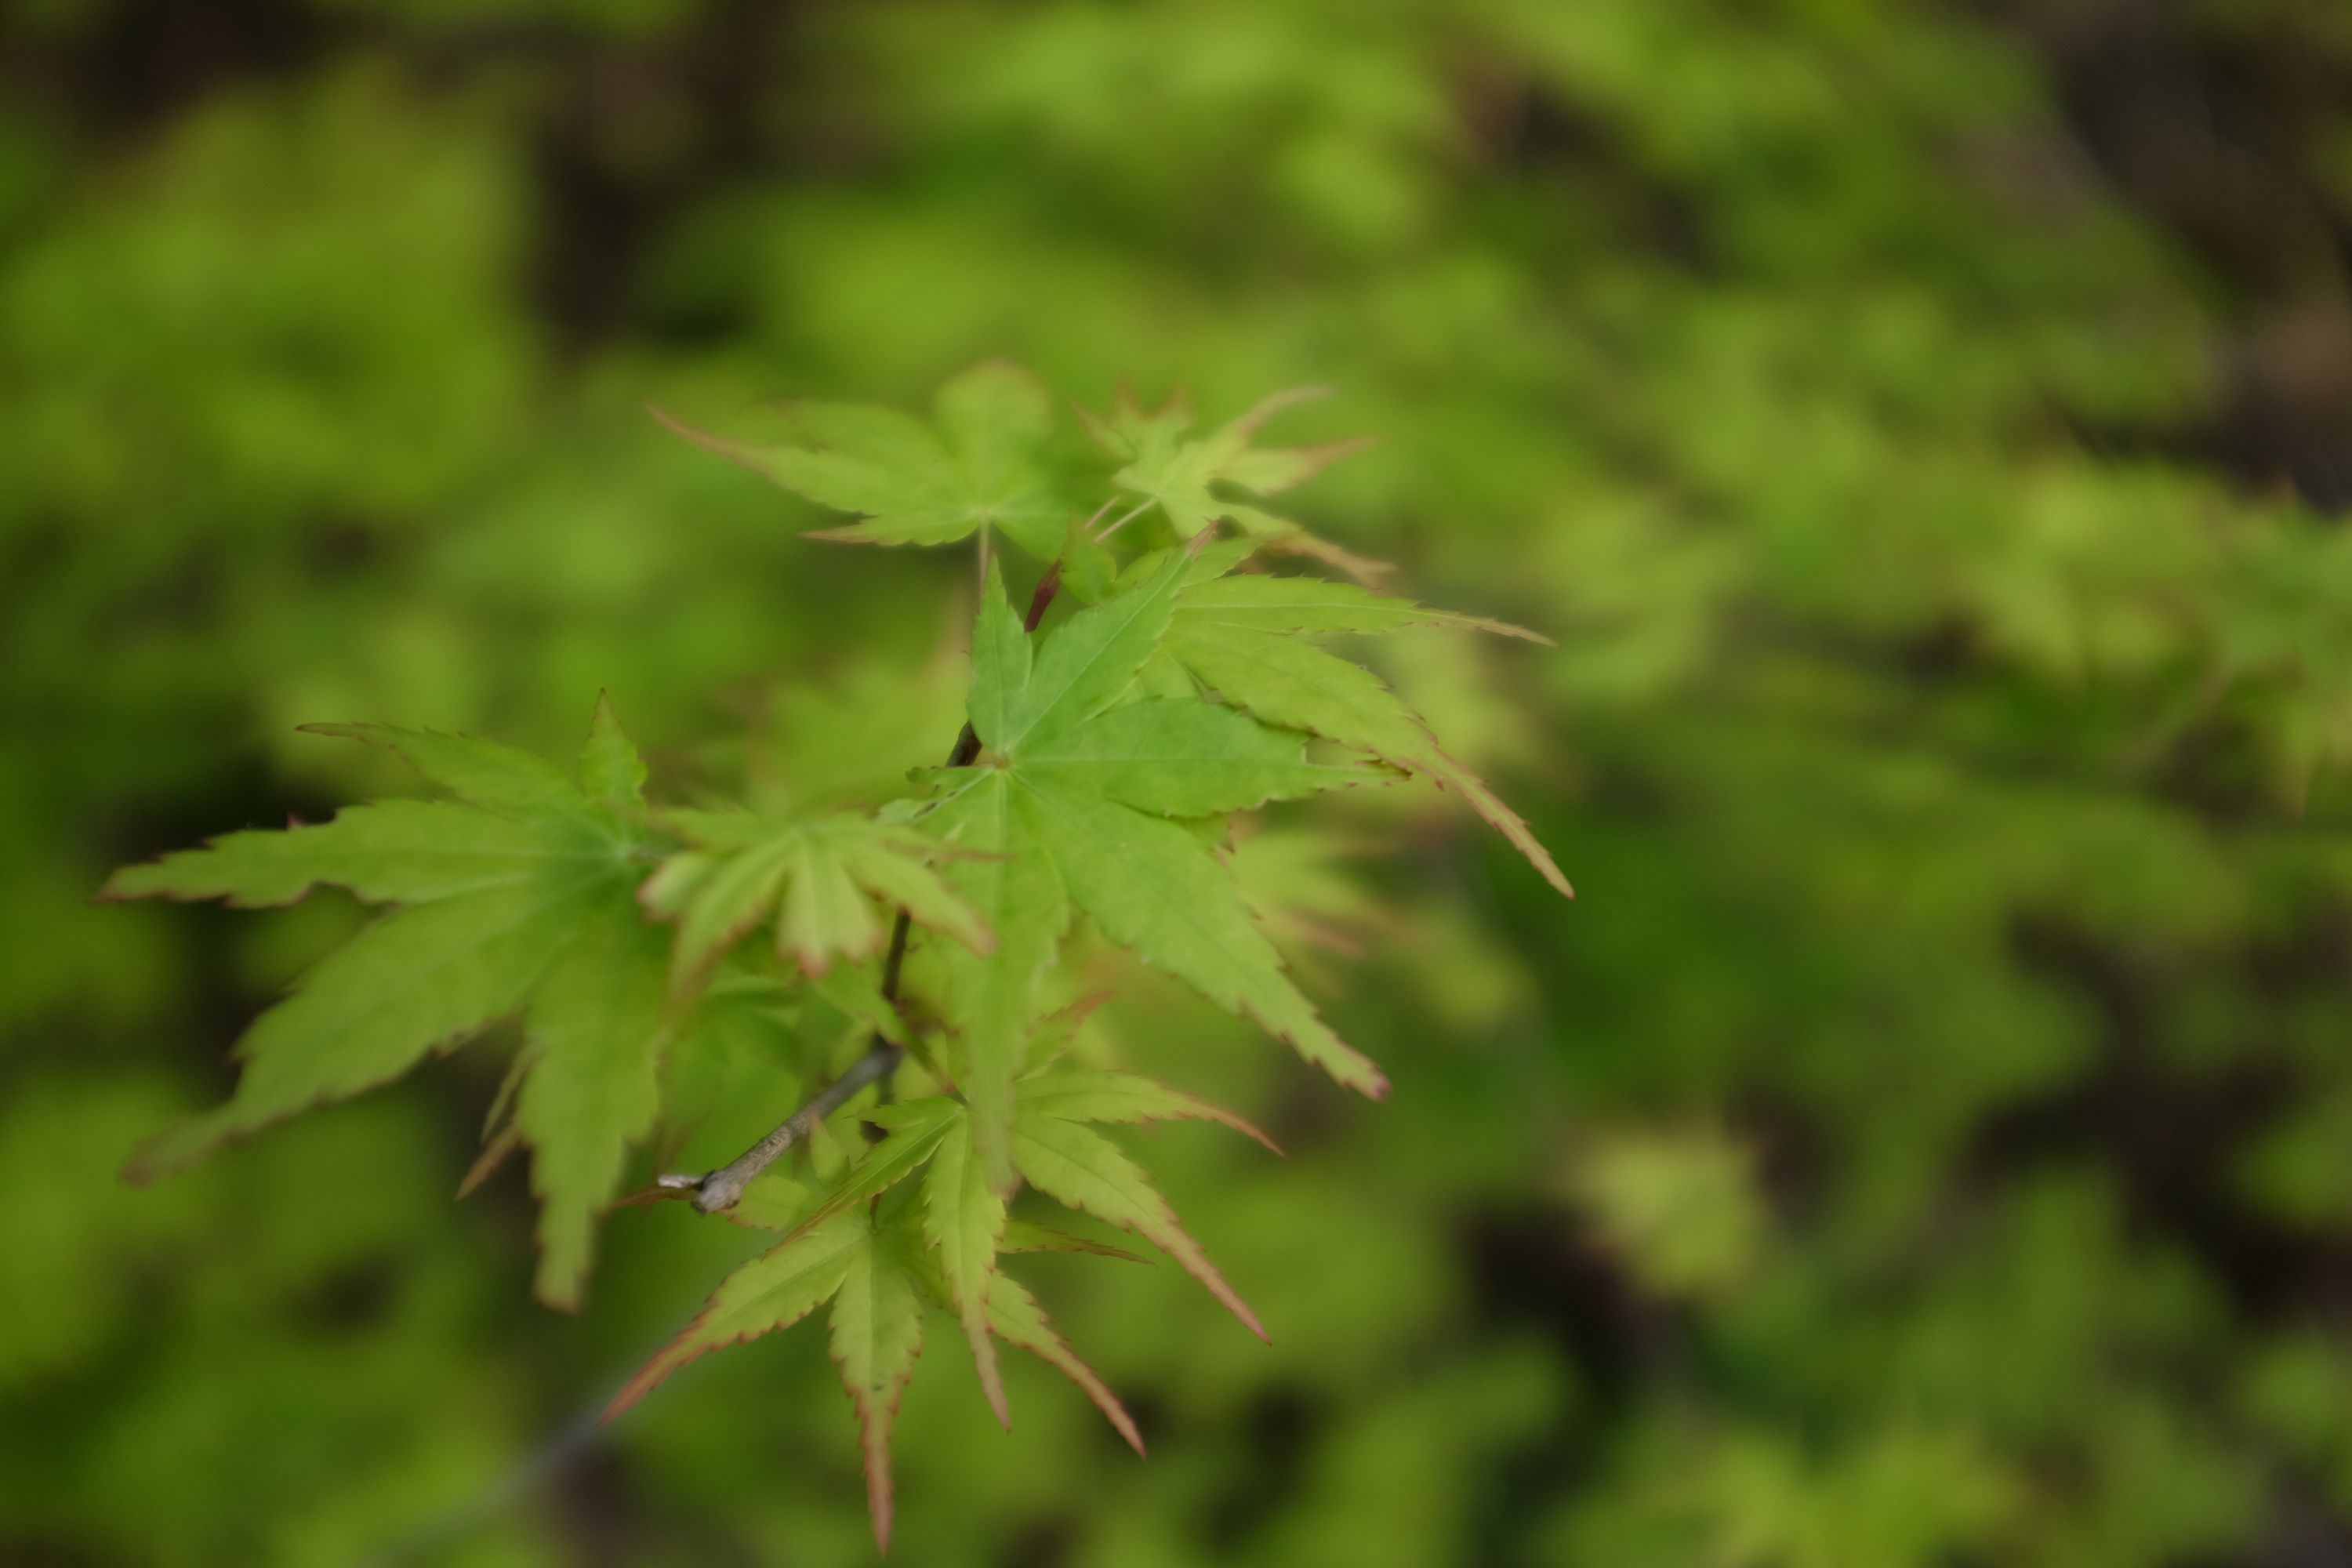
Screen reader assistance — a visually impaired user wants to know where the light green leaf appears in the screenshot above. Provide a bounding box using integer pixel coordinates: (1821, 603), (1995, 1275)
(515, 897), (672, 1309)
(662, 837), (797, 983)
(1167, 622), (1428, 757)
(835, 833), (996, 957)
(1019, 1069), (1282, 1154)
(114, 700), (693, 1305)
(1083, 386), (1367, 537)
(1024, 990), (1112, 1073)
(1000, 1218), (1145, 1262)
(1101, 538), (1260, 596)
(865, 1095), (969, 1135)
(1014, 1110), (1265, 1340)
(935, 361), (1053, 529)
(655, 976), (803, 1171)
(727, 1171), (818, 1232)
(829, 1212), (928, 1552)
(1218, 502), (1392, 583)
(1056, 516), (1122, 601)
(1178, 574), (1545, 642)
(298, 722), (608, 829)
(967, 557), (1033, 752)
(127, 878), (591, 1180)
(100, 800), (601, 909)
(651, 807), (775, 851)
(789, 1098), (962, 1237)
(985, 1272), (1145, 1456)
(922, 1118), (1010, 1425)
(652, 361), (1064, 558)
(1012, 772), (1389, 1099)
(1132, 647), (1201, 701)
(805, 960), (913, 1049)
(779, 833), (883, 973)
(1021, 699), (1380, 816)
(927, 771), (1069, 1195)
(1082, 387), (1375, 570)
(993, 546), (1195, 753)
(1167, 622), (1573, 898)
(607, 1207), (869, 1417)
(630, 1199), (937, 1551)
(652, 814), (993, 987)
(579, 691), (648, 811)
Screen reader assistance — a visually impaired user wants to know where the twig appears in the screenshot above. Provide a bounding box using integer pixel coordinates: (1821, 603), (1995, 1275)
(688, 1040), (904, 1213)
(656, 557), (1066, 1214)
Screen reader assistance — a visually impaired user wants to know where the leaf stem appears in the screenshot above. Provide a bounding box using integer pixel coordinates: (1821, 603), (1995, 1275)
(664, 559), (1065, 1214)
(1094, 498), (1153, 543)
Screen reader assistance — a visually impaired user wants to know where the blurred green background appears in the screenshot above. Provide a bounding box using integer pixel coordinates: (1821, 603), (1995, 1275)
(12, 0), (2352, 1563)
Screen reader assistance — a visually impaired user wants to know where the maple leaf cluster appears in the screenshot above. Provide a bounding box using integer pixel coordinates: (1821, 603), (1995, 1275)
(104, 363), (1567, 1549)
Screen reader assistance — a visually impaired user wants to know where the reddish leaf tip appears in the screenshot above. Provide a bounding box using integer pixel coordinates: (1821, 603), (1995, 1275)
(968, 1319), (1013, 1428)
(604, 1342), (694, 1422)
(866, 1446), (895, 1554)
(455, 1125), (520, 1201)
(1203, 1272), (1269, 1344)
(122, 1120), (210, 1186)
(602, 1379), (651, 1424)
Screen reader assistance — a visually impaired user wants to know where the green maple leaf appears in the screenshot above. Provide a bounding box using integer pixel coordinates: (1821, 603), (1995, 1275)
(514, 894), (670, 1301)
(782, 1096), (965, 1236)
(1000, 1218), (1147, 1261)
(101, 696), (673, 1308)
(1015, 775), (1390, 1097)
(920, 1115), (1011, 1426)
(922, 767), (1071, 1198)
(650, 361), (1067, 558)
(715, 1091), (1002, 1420)
(641, 809), (995, 989)
(837, 1066), (1274, 1434)
(1174, 572), (1548, 642)
(980, 1272), (1146, 1457)
(648, 972), (807, 1175)
(1018, 699), (1385, 815)
(1167, 620), (1574, 899)
(805, 959), (918, 1051)
(829, 1209), (929, 1553)
(1061, 544), (1571, 898)
(1081, 385), (1383, 578)
(1022, 989), (1114, 1074)
(932, 550), (1389, 1193)
(604, 1200), (921, 1550)
(1016, 1068), (1283, 1153)
(790, 1071), (1274, 1359)
(673, 1065), (1261, 1460)
(613, 1171), (1149, 1547)
(1011, 1102), (1267, 1339)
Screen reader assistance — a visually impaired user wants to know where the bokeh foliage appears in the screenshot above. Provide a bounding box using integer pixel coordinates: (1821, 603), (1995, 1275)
(9, 0), (2352, 1564)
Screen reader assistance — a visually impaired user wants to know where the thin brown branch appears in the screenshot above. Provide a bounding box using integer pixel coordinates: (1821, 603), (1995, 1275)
(688, 1040), (904, 1214)
(658, 557), (1066, 1214)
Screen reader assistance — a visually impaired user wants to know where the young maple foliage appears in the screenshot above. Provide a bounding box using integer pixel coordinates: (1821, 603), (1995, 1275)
(105, 362), (1570, 1551)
